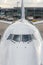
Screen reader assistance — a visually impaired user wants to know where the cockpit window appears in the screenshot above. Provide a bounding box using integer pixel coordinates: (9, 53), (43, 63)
(7, 34), (12, 40)
(13, 35), (21, 42)
(22, 35), (32, 42)
(7, 34), (35, 42)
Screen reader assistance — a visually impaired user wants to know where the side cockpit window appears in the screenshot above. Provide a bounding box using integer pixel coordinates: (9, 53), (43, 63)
(7, 34), (35, 42)
(7, 34), (12, 40)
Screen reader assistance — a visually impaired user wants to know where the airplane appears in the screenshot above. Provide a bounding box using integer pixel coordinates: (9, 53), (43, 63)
(0, 0), (43, 65)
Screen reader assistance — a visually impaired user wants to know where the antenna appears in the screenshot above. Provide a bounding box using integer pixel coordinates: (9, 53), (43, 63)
(21, 0), (25, 20)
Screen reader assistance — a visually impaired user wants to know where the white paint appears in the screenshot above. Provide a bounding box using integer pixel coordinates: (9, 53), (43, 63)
(0, 0), (42, 65)
(0, 19), (42, 65)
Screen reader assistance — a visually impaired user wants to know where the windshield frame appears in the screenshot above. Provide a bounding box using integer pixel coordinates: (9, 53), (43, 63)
(7, 34), (35, 42)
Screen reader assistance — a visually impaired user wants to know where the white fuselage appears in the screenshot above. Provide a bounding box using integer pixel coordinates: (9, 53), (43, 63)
(0, 19), (42, 65)
(2, 40), (38, 65)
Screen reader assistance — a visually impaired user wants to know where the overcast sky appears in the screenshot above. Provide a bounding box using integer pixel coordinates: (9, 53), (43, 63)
(0, 0), (43, 8)
(0, 0), (43, 3)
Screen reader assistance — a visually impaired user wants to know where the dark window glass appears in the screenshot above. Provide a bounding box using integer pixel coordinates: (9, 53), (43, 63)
(7, 34), (35, 42)
(22, 35), (29, 42)
(7, 34), (12, 40)
(22, 35), (32, 42)
(28, 35), (32, 41)
(13, 35), (21, 42)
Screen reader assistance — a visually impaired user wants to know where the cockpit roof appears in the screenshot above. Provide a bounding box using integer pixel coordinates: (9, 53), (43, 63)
(1, 19), (41, 41)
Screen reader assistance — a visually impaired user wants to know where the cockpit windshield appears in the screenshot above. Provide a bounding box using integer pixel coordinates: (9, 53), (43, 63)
(7, 34), (35, 42)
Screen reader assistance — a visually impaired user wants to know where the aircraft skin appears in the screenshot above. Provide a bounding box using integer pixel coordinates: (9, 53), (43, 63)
(0, 0), (42, 65)
(0, 19), (42, 65)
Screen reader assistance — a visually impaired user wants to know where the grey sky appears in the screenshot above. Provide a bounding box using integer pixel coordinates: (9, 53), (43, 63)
(0, 0), (43, 8)
(0, 0), (43, 4)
